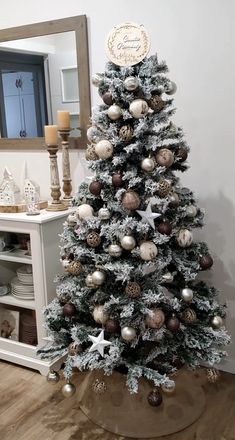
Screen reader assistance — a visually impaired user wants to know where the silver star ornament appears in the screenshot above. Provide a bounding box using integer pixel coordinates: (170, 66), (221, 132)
(137, 202), (161, 229)
(88, 330), (112, 357)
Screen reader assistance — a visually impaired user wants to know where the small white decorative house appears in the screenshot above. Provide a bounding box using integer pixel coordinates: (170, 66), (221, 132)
(23, 178), (40, 202)
(0, 167), (21, 205)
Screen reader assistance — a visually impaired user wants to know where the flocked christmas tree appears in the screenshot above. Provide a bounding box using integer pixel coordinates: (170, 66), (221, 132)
(40, 23), (230, 404)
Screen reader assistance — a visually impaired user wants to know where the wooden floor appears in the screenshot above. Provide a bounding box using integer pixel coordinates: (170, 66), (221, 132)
(0, 361), (235, 440)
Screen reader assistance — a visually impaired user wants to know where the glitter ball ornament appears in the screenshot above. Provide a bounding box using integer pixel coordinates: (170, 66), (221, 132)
(85, 146), (98, 161)
(92, 379), (107, 394)
(92, 270), (106, 286)
(98, 206), (111, 220)
(86, 231), (101, 248)
(156, 180), (171, 198)
(92, 305), (108, 324)
(155, 148), (174, 167)
(105, 319), (120, 333)
(211, 315), (223, 329)
(165, 81), (177, 95)
(199, 254), (214, 270)
(68, 342), (82, 356)
(119, 124), (134, 141)
(161, 381), (176, 394)
(121, 326), (136, 341)
(120, 235), (136, 250)
(145, 308), (165, 329)
(102, 92), (113, 105)
(112, 172), (123, 187)
(63, 303), (76, 318)
(206, 368), (220, 383)
(147, 388), (163, 406)
(157, 221), (172, 236)
(107, 104), (122, 120)
(108, 243), (122, 257)
(66, 260), (84, 276)
(169, 192), (180, 207)
(125, 281), (141, 298)
(176, 229), (193, 247)
(129, 99), (149, 118)
(77, 204), (94, 221)
(186, 205), (197, 218)
(141, 157), (155, 172)
(62, 382), (76, 397)
(92, 72), (103, 87)
(140, 241), (158, 261)
(89, 180), (103, 196)
(85, 274), (97, 288)
(148, 94), (164, 112)
(166, 316), (180, 332)
(181, 287), (194, 303)
(47, 370), (60, 384)
(122, 190), (140, 210)
(177, 147), (188, 162)
(95, 140), (113, 159)
(87, 125), (100, 143)
(123, 76), (139, 91)
(181, 308), (197, 324)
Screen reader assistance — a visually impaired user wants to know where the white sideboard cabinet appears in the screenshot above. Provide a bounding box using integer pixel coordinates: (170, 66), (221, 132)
(0, 209), (69, 375)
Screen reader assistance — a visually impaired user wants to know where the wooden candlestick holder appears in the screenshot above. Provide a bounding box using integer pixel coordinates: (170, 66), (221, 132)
(46, 144), (68, 211)
(59, 129), (73, 206)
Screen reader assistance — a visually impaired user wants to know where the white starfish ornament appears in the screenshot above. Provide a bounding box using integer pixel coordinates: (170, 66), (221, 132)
(88, 330), (112, 357)
(137, 202), (161, 229)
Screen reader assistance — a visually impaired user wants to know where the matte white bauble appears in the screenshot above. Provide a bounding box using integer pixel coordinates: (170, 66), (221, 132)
(123, 76), (139, 91)
(108, 244), (122, 257)
(165, 81), (177, 95)
(92, 305), (108, 324)
(87, 126), (100, 143)
(107, 104), (122, 121)
(129, 99), (149, 119)
(92, 270), (106, 285)
(92, 73), (103, 87)
(176, 229), (193, 247)
(181, 287), (194, 303)
(95, 140), (113, 159)
(141, 157), (155, 172)
(120, 235), (136, 250)
(186, 205), (198, 218)
(76, 204), (94, 221)
(140, 241), (158, 261)
(98, 207), (111, 220)
(121, 326), (136, 341)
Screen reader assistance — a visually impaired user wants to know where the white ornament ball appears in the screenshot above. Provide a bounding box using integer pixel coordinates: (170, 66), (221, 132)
(140, 241), (158, 261)
(141, 157), (155, 172)
(92, 270), (106, 286)
(92, 72), (103, 87)
(85, 274), (97, 288)
(92, 305), (108, 324)
(129, 99), (149, 119)
(47, 370), (60, 384)
(87, 126), (100, 143)
(176, 229), (193, 248)
(181, 287), (194, 303)
(67, 213), (77, 226)
(108, 244), (122, 257)
(165, 81), (177, 95)
(121, 326), (136, 341)
(120, 235), (136, 250)
(98, 207), (111, 220)
(124, 76), (139, 91)
(186, 205), (198, 218)
(62, 382), (76, 398)
(95, 140), (113, 159)
(107, 104), (122, 121)
(161, 381), (176, 394)
(211, 315), (223, 329)
(76, 204), (94, 221)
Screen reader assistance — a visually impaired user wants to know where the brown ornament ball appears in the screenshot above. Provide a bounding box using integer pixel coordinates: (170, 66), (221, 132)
(148, 94), (165, 112)
(157, 221), (172, 236)
(177, 147), (188, 162)
(68, 342), (82, 356)
(119, 124), (134, 141)
(169, 192), (180, 207)
(89, 180), (103, 196)
(112, 173), (123, 187)
(63, 303), (76, 318)
(166, 316), (180, 332)
(155, 148), (174, 167)
(105, 319), (120, 333)
(147, 388), (163, 406)
(125, 281), (141, 298)
(181, 308), (197, 324)
(206, 368), (220, 383)
(145, 308), (165, 329)
(66, 260), (84, 276)
(156, 180), (171, 198)
(85, 145), (98, 161)
(199, 254), (214, 270)
(122, 190), (140, 211)
(102, 92), (114, 106)
(86, 231), (101, 248)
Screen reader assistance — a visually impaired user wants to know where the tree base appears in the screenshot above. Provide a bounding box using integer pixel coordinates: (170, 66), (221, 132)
(78, 368), (206, 438)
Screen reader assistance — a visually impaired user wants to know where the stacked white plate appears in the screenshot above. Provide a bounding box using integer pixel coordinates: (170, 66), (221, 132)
(11, 265), (34, 300)
(16, 265), (33, 285)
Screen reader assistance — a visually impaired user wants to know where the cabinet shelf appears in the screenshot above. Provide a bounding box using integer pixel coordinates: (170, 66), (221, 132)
(0, 250), (32, 264)
(0, 293), (35, 310)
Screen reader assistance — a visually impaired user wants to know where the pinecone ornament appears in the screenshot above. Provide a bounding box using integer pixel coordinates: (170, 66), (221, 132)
(66, 260), (84, 276)
(125, 281), (141, 298)
(181, 308), (197, 323)
(86, 231), (101, 248)
(148, 95), (165, 112)
(119, 125), (134, 141)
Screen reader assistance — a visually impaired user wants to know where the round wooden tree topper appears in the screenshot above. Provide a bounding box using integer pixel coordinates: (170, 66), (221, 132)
(106, 22), (151, 67)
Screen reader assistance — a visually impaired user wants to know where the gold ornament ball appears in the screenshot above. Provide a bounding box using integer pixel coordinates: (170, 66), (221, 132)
(155, 148), (174, 167)
(206, 368), (220, 383)
(181, 287), (194, 303)
(145, 308), (165, 329)
(62, 382), (76, 398)
(140, 241), (158, 261)
(77, 204), (94, 221)
(123, 76), (139, 91)
(161, 381), (176, 394)
(66, 260), (84, 276)
(47, 370), (60, 384)
(120, 235), (136, 250)
(156, 180), (171, 198)
(129, 99), (149, 119)
(176, 229), (193, 248)
(86, 231), (101, 248)
(211, 315), (223, 329)
(107, 104), (122, 121)
(181, 308), (197, 324)
(125, 281), (141, 298)
(141, 157), (155, 172)
(95, 140), (113, 159)
(122, 190), (140, 211)
(92, 270), (106, 286)
(85, 274), (97, 288)
(92, 305), (109, 324)
(108, 243), (122, 257)
(98, 206), (111, 220)
(119, 124), (134, 141)
(121, 326), (137, 341)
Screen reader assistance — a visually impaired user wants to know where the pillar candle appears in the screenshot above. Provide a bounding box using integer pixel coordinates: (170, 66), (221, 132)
(57, 111), (70, 130)
(44, 125), (58, 145)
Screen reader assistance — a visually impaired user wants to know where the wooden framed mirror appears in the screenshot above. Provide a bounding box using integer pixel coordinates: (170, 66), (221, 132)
(0, 15), (91, 149)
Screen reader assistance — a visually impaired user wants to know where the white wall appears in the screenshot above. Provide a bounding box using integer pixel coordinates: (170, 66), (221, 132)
(0, 0), (234, 370)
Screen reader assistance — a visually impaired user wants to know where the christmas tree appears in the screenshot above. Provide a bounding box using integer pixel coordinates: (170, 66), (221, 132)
(40, 24), (230, 404)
